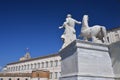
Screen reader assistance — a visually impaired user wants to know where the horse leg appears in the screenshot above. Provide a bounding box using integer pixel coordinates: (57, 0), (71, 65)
(92, 36), (97, 42)
(83, 37), (88, 41)
(102, 27), (107, 36)
(101, 27), (108, 43)
(92, 36), (102, 43)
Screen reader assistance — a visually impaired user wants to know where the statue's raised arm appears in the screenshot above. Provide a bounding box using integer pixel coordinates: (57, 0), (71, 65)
(75, 19), (81, 24)
(59, 22), (67, 29)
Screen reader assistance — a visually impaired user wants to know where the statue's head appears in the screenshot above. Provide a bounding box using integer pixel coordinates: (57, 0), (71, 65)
(67, 14), (72, 18)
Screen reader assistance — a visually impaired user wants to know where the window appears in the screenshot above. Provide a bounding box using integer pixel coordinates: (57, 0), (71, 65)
(46, 61), (48, 68)
(19, 66), (21, 71)
(115, 34), (120, 41)
(31, 64), (33, 69)
(15, 66), (17, 71)
(49, 72), (53, 79)
(12, 67), (14, 71)
(18, 66), (20, 71)
(13, 67), (15, 71)
(7, 67), (9, 71)
(55, 60), (58, 67)
(11, 67), (13, 71)
(27, 64), (29, 70)
(38, 63), (40, 68)
(22, 65), (23, 70)
(50, 61), (53, 67)
(16, 66), (18, 71)
(42, 62), (44, 68)
(59, 72), (61, 77)
(29, 64), (31, 70)
(10, 67), (11, 71)
(15, 66), (16, 71)
(55, 72), (58, 79)
(24, 65), (26, 70)
(8, 67), (10, 71)
(107, 37), (109, 43)
(34, 63), (36, 69)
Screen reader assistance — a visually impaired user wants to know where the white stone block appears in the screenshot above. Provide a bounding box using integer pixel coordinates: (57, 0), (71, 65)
(59, 40), (114, 80)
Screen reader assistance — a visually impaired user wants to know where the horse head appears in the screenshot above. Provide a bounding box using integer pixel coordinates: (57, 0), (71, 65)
(83, 15), (88, 21)
(82, 15), (89, 30)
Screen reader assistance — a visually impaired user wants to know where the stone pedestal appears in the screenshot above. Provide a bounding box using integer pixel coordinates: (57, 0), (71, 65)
(59, 40), (115, 80)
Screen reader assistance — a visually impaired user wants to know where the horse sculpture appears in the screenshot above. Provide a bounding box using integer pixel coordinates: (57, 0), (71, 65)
(80, 15), (107, 43)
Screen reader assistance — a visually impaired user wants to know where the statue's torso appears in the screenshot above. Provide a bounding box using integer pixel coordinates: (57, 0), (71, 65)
(67, 18), (75, 28)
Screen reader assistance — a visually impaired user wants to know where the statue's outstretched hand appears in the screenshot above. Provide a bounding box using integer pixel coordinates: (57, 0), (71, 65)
(78, 21), (81, 24)
(75, 20), (81, 24)
(59, 26), (63, 29)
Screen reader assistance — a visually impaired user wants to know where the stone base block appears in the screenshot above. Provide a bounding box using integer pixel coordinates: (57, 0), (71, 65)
(59, 40), (115, 80)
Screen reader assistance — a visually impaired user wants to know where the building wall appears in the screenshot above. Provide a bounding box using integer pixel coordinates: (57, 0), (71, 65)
(2, 54), (61, 80)
(106, 27), (120, 44)
(109, 41), (120, 78)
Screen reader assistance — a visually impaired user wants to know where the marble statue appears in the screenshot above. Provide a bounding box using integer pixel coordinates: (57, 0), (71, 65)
(80, 15), (107, 43)
(59, 14), (81, 49)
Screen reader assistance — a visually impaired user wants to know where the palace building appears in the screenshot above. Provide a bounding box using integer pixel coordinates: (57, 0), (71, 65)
(0, 51), (61, 80)
(0, 27), (120, 80)
(106, 27), (120, 44)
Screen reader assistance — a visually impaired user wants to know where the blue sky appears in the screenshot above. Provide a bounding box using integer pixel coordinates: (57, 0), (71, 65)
(0, 0), (120, 70)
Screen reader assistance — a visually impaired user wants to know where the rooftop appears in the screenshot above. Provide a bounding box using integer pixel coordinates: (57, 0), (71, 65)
(107, 26), (120, 32)
(7, 53), (59, 65)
